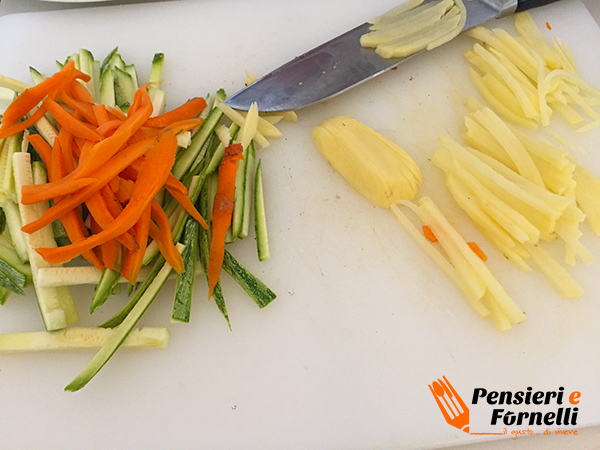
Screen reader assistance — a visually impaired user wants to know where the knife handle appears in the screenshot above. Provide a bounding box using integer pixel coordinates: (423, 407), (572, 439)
(516, 0), (562, 13)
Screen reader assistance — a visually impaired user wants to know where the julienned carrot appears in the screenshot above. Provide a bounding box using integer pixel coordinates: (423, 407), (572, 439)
(57, 128), (76, 174)
(0, 60), (87, 138)
(127, 82), (152, 115)
(207, 143), (244, 300)
(47, 136), (104, 270)
(144, 97), (207, 128)
(11, 65), (213, 287)
(422, 225), (438, 243)
(93, 104), (110, 126)
(36, 129), (178, 266)
(468, 242), (488, 261)
(60, 88), (98, 127)
(27, 134), (52, 168)
(120, 205), (152, 284)
(69, 77), (95, 104)
(44, 98), (102, 142)
(162, 118), (204, 135)
(95, 120), (123, 137)
(20, 87), (153, 205)
(85, 192), (136, 250)
(149, 198), (184, 272)
(120, 157), (207, 229)
(22, 136), (157, 233)
(106, 105), (127, 121)
(59, 211), (104, 270)
(0, 105), (51, 139)
(166, 186), (208, 229)
(100, 230), (123, 272)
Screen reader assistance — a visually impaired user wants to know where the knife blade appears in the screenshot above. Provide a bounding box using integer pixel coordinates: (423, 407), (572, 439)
(224, 0), (562, 112)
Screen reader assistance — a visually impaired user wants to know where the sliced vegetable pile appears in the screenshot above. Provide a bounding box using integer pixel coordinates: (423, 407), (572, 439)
(360, 0), (466, 59)
(314, 12), (600, 332)
(0, 48), (291, 390)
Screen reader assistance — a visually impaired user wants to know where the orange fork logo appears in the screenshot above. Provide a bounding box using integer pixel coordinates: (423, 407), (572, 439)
(429, 376), (470, 434)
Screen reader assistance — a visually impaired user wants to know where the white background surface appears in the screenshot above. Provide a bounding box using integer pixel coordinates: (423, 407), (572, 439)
(1, 1), (600, 449)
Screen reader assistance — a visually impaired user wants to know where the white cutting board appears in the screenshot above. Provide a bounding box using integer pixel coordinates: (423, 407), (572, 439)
(1, 1), (600, 449)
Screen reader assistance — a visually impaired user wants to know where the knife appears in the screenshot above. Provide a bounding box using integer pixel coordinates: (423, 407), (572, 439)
(223, 0), (562, 112)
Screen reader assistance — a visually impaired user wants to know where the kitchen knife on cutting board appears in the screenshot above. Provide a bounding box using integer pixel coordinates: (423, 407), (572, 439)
(224, 0), (562, 112)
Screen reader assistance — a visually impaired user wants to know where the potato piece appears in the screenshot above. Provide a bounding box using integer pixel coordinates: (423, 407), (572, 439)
(311, 116), (422, 208)
(572, 160), (600, 235)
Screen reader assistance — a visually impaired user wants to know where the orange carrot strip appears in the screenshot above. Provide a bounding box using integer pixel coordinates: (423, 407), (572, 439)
(57, 127), (76, 174)
(85, 192), (136, 250)
(95, 119), (123, 137)
(0, 105), (50, 139)
(121, 158), (186, 195)
(165, 118), (204, 135)
(0, 60), (86, 137)
(115, 177), (135, 204)
(422, 225), (438, 243)
(100, 233), (123, 271)
(120, 205), (152, 284)
(108, 176), (121, 194)
(106, 106), (127, 121)
(207, 143), (244, 299)
(118, 156), (203, 227)
(166, 186), (208, 229)
(93, 104), (110, 126)
(149, 198), (184, 273)
(59, 89), (99, 127)
(44, 98), (102, 142)
(89, 217), (122, 271)
(76, 84), (153, 171)
(144, 97), (207, 128)
(69, 78), (95, 104)
(21, 177), (96, 206)
(27, 134), (52, 168)
(21, 89), (153, 205)
(468, 242), (488, 261)
(22, 137), (156, 231)
(99, 184), (124, 217)
(36, 129), (177, 265)
(48, 136), (104, 270)
(60, 211), (104, 270)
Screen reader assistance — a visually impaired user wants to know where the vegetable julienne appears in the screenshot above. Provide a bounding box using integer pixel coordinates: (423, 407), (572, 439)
(0, 48), (282, 390)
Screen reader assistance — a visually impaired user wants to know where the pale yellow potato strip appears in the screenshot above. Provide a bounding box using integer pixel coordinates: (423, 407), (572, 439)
(391, 201), (490, 317)
(571, 160), (600, 235)
(369, 0), (428, 27)
(419, 197), (525, 324)
(472, 107), (544, 186)
(523, 242), (583, 298)
(472, 43), (539, 120)
(217, 102), (270, 148)
(470, 69), (538, 129)
(433, 147), (539, 244)
(361, 0), (452, 48)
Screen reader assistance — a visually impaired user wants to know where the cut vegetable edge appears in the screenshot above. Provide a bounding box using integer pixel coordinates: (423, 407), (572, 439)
(0, 327), (170, 353)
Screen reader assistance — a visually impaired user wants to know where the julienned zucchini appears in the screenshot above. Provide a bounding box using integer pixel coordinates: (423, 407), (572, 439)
(0, 48), (279, 391)
(65, 244), (184, 392)
(171, 217), (200, 323)
(0, 327), (170, 353)
(222, 250), (276, 308)
(12, 152), (77, 331)
(254, 159), (270, 261)
(90, 268), (121, 313)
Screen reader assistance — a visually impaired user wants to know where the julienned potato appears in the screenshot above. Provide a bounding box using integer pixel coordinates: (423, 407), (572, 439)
(311, 115), (422, 208)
